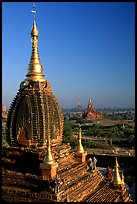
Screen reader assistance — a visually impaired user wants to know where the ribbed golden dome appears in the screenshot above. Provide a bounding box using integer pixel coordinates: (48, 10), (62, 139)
(6, 89), (64, 147)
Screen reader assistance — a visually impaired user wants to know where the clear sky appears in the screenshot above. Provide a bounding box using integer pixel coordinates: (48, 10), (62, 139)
(2, 2), (135, 109)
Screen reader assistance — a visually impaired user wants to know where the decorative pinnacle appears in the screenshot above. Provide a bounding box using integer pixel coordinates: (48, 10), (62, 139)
(76, 124), (84, 153)
(121, 171), (125, 184)
(43, 136), (55, 165)
(115, 156), (119, 168)
(31, 3), (38, 36)
(112, 156), (122, 185)
(25, 2), (45, 82)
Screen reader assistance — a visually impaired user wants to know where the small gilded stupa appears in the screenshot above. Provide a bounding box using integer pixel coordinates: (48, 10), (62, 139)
(111, 156), (122, 185)
(6, 6), (64, 148)
(74, 124), (87, 162)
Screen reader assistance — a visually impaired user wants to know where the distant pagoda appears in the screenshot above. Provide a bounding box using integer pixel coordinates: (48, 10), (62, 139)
(75, 102), (83, 110)
(6, 11), (64, 148)
(83, 99), (102, 120)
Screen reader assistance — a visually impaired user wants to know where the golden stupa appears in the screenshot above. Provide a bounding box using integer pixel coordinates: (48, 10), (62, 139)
(112, 156), (122, 185)
(76, 125), (84, 153)
(6, 10), (64, 148)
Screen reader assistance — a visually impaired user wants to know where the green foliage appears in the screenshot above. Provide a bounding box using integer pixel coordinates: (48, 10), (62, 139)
(63, 110), (135, 149)
(2, 126), (6, 140)
(2, 118), (7, 122)
(81, 139), (94, 148)
(73, 127), (79, 132)
(70, 139), (77, 149)
(129, 135), (135, 143)
(2, 126), (10, 147)
(118, 131), (124, 137)
(125, 175), (135, 187)
(89, 124), (100, 136)
(2, 138), (10, 148)
(103, 112), (135, 121)
(63, 123), (72, 142)
(76, 119), (91, 124)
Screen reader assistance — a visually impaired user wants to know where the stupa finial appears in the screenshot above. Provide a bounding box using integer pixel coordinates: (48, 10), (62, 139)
(76, 124), (84, 153)
(121, 171), (125, 184)
(112, 156), (122, 185)
(25, 2), (45, 82)
(43, 135), (55, 165)
(31, 2), (36, 21)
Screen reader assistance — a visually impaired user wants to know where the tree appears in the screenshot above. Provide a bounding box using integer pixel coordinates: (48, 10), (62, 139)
(63, 124), (72, 142)
(2, 126), (10, 147)
(89, 124), (100, 136)
(129, 135), (135, 143)
(70, 140), (77, 149)
(2, 138), (10, 148)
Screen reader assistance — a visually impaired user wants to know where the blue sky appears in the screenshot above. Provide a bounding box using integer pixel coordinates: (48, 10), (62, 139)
(2, 2), (135, 109)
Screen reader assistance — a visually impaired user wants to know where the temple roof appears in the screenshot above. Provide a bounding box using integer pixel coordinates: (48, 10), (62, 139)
(2, 148), (133, 202)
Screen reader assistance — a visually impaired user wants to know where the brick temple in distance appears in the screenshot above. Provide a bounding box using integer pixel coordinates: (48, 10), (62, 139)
(83, 99), (103, 120)
(2, 4), (132, 202)
(2, 104), (8, 119)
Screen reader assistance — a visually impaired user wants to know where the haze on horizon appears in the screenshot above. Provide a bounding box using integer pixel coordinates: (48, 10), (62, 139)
(2, 2), (135, 110)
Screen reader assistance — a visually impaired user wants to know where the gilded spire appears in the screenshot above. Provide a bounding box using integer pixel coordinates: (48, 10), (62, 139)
(43, 136), (55, 164)
(76, 124), (84, 153)
(121, 171), (125, 184)
(112, 156), (122, 185)
(25, 3), (45, 82)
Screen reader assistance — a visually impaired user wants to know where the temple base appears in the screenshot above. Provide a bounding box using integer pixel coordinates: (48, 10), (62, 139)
(39, 162), (58, 181)
(74, 151), (87, 162)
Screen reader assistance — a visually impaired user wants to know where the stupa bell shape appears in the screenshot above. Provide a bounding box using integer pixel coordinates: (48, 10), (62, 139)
(6, 18), (64, 148)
